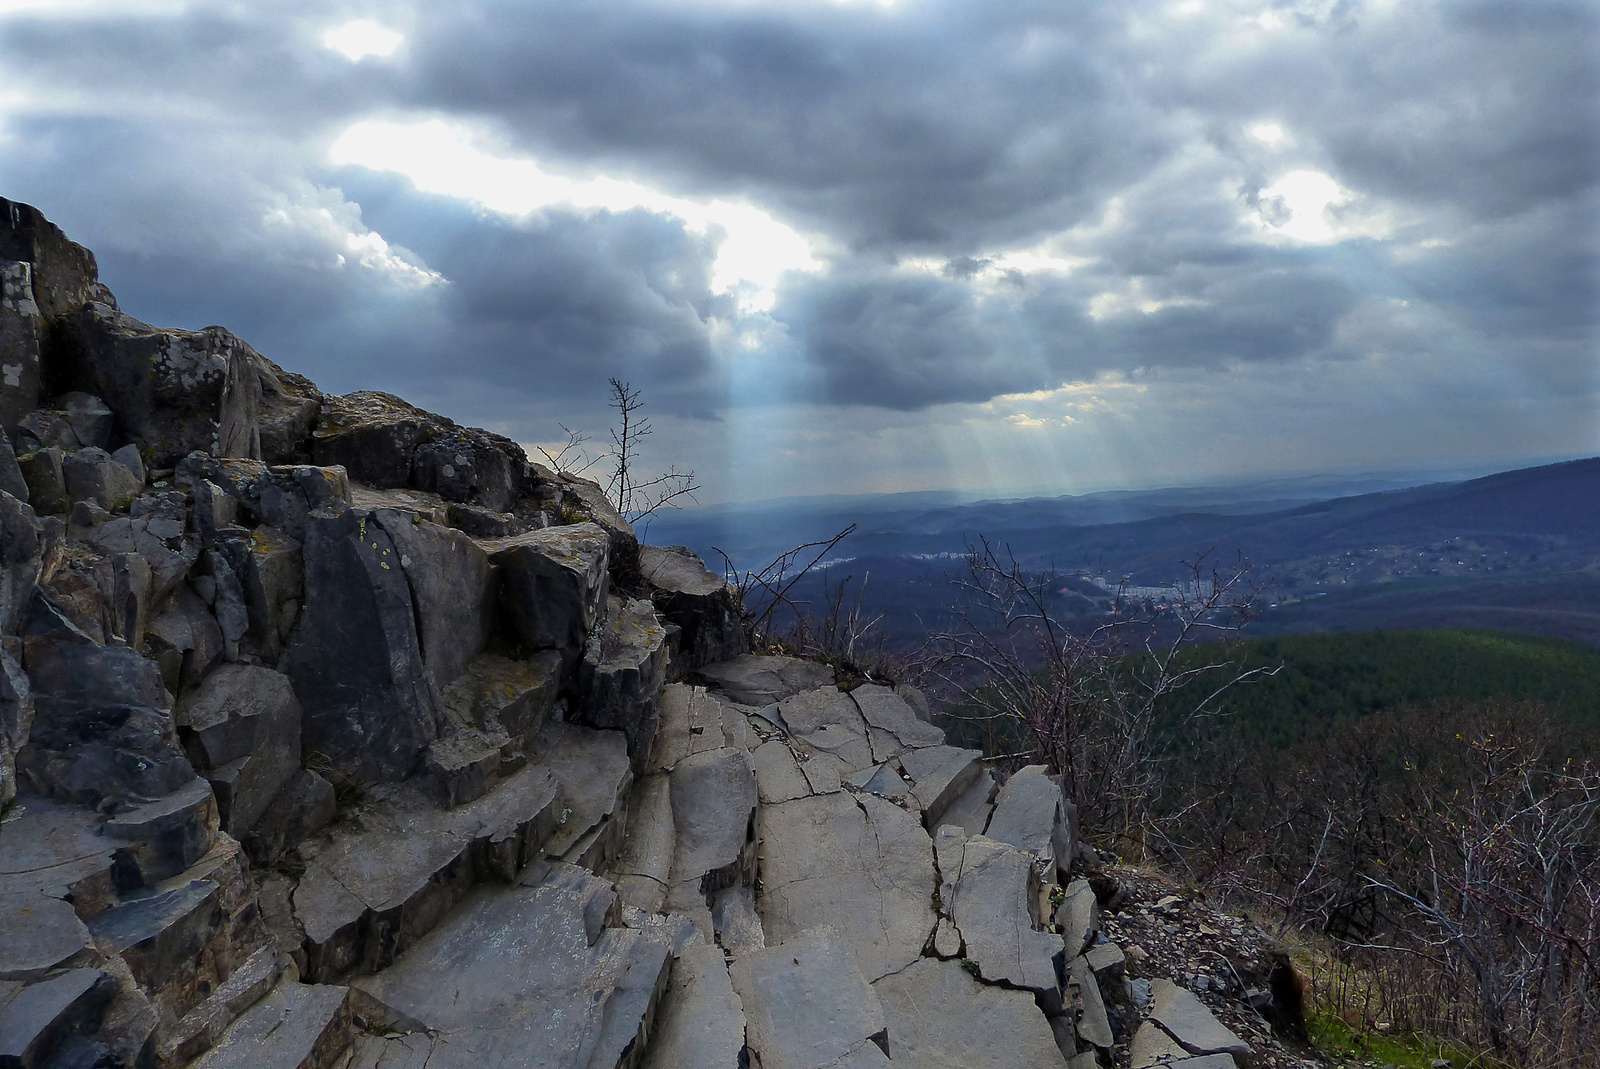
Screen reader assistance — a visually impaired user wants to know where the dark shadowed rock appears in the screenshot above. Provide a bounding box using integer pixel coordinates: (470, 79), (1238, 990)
(0, 968), (117, 1069)
(410, 427), (530, 515)
(190, 981), (352, 1069)
(556, 473), (640, 589)
(0, 433), (28, 503)
(282, 507), (439, 786)
(145, 586), (224, 694)
(242, 768), (335, 867)
(52, 310), (264, 467)
(0, 644), (31, 806)
(0, 490), (41, 636)
(0, 197), (107, 321)
(639, 545), (747, 671)
(255, 361), (322, 465)
(0, 259), (45, 430)
(58, 392), (112, 451)
(176, 665), (302, 837)
(17, 446), (66, 515)
(311, 391), (439, 488)
(438, 651), (562, 755)
(485, 522), (609, 656)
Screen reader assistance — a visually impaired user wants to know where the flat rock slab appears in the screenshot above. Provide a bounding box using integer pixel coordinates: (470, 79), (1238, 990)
(985, 765), (1065, 859)
(294, 765), (563, 980)
(536, 721), (633, 863)
(947, 835), (1064, 1008)
(750, 740), (810, 805)
(192, 981), (351, 1069)
(938, 769), (997, 836)
(757, 793), (936, 982)
(640, 942), (747, 1069)
(1070, 954), (1114, 1049)
(779, 688), (874, 773)
(0, 968), (114, 1066)
(1056, 878), (1101, 957)
(698, 655), (833, 707)
(611, 773), (674, 912)
(872, 957), (1066, 1069)
(668, 746), (756, 891)
(729, 926), (890, 1069)
(649, 684), (730, 773)
(899, 745), (985, 830)
(352, 869), (671, 1069)
(850, 684), (945, 754)
(0, 889), (93, 977)
(1150, 978), (1252, 1056)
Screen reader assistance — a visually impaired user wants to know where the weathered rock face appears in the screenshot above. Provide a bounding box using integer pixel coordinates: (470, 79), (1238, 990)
(0, 200), (1297, 1069)
(281, 508), (439, 785)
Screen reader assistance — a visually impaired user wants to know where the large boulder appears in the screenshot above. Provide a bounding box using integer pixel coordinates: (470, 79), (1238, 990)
(310, 391), (439, 489)
(175, 665), (303, 839)
(372, 507), (493, 686)
(50, 310), (264, 466)
(281, 507), (439, 785)
(573, 597), (670, 765)
(486, 523), (609, 656)
(61, 447), (143, 511)
(255, 360), (322, 464)
(639, 545), (747, 672)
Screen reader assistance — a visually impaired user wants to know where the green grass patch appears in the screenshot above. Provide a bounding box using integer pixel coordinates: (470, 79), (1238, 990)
(1308, 1010), (1501, 1069)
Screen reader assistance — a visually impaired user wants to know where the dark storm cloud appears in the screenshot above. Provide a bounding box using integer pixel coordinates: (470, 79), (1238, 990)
(0, 0), (1593, 428)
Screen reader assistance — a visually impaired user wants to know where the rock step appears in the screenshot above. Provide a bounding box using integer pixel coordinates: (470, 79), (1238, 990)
(729, 926), (891, 1069)
(639, 943), (747, 1069)
(190, 981), (353, 1069)
(0, 968), (117, 1068)
(293, 762), (565, 983)
(347, 862), (672, 1069)
(157, 944), (283, 1067)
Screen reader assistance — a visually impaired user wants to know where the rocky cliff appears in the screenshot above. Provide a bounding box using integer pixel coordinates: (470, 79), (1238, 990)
(0, 199), (1308, 1069)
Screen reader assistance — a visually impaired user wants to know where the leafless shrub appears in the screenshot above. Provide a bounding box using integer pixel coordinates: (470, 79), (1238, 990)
(919, 539), (1272, 845)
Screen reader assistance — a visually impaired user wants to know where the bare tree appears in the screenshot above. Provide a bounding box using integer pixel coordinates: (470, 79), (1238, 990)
(603, 378), (700, 525)
(921, 541), (1273, 845)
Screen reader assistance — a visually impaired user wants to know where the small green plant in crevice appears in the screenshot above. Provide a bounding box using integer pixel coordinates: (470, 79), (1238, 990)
(0, 796), (23, 824)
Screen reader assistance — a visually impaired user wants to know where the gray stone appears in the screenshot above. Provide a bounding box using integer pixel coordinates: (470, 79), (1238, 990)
(109, 443), (143, 482)
(294, 764), (563, 981)
(710, 883), (766, 955)
(669, 746), (757, 893)
(757, 792), (936, 981)
(191, 981), (352, 1069)
(0, 643), (31, 806)
(638, 545), (747, 672)
(1086, 941), (1126, 978)
(647, 683), (728, 773)
(0, 793), (117, 916)
(243, 768), (335, 866)
(61, 447), (141, 511)
(86, 878), (222, 1017)
(350, 867), (671, 1069)
(1056, 879), (1102, 957)
(899, 745), (985, 829)
(1069, 954), (1114, 1049)
(18, 410), (79, 452)
(1149, 979), (1252, 1056)
(422, 727), (510, 808)
(780, 687), (874, 773)
(255, 362), (322, 465)
(485, 522), (609, 654)
(409, 427), (527, 515)
(51, 309), (265, 467)
(209, 525), (301, 664)
(938, 767), (997, 836)
(750, 739), (810, 804)
(641, 942), (747, 1069)
(873, 957), (1067, 1069)
(697, 654), (834, 707)
(1131, 1020), (1192, 1068)
(282, 507), (439, 786)
(312, 391), (443, 488)
(56, 392), (112, 450)
(730, 926), (890, 1069)
(0, 968), (115, 1068)
(850, 683), (945, 755)
(157, 943), (283, 1067)
(0, 890), (93, 979)
(612, 773), (674, 912)
(947, 835), (1065, 1010)
(373, 507), (493, 686)
(574, 597), (670, 764)
(100, 777), (221, 884)
(176, 665), (302, 836)
(17, 447), (66, 515)
(799, 752), (844, 795)
(0, 491), (42, 636)
(987, 765), (1067, 859)
(0, 434), (28, 504)
(91, 551), (149, 651)
(146, 585), (225, 694)
(536, 721), (633, 867)
(438, 651), (562, 754)
(0, 259), (45, 430)
(554, 472), (641, 590)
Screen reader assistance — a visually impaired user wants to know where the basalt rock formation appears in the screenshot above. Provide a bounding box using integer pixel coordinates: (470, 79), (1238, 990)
(0, 199), (1309, 1069)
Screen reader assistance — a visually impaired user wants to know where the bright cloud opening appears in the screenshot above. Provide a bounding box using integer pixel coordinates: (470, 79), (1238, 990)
(322, 20), (404, 62)
(1255, 169), (1347, 242)
(1249, 122), (1285, 144)
(329, 118), (819, 309)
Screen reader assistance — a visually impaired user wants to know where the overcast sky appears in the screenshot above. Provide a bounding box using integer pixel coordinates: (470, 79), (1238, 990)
(1, 0), (1594, 502)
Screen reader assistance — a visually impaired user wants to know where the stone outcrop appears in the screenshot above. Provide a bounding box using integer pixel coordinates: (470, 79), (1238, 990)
(0, 198), (1310, 1069)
